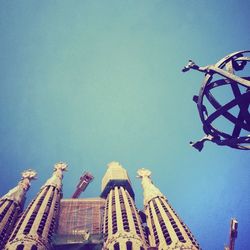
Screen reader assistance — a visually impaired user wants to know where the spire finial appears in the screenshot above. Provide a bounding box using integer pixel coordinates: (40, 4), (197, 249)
(1, 168), (37, 204)
(54, 162), (68, 172)
(21, 169), (37, 180)
(137, 168), (151, 178)
(107, 161), (123, 169)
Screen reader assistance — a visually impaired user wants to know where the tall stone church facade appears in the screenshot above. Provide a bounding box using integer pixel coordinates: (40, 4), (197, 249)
(1, 162), (200, 250)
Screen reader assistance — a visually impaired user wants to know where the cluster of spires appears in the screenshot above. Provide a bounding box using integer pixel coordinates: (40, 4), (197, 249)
(0, 162), (67, 249)
(100, 162), (200, 250)
(0, 162), (236, 250)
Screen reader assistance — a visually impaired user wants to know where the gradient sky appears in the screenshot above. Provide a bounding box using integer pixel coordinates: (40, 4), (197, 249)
(0, 1), (250, 249)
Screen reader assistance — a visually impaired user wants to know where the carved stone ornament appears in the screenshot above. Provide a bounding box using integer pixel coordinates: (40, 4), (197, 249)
(43, 162), (68, 190)
(21, 169), (37, 180)
(137, 168), (152, 178)
(1, 169), (37, 205)
(107, 161), (122, 169)
(137, 168), (164, 206)
(54, 162), (68, 172)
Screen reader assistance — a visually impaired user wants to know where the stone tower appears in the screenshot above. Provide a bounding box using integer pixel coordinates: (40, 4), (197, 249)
(0, 169), (37, 249)
(5, 162), (67, 250)
(137, 168), (200, 250)
(101, 162), (149, 250)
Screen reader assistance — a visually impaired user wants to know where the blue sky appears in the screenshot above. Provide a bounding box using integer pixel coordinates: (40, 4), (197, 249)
(0, 1), (250, 249)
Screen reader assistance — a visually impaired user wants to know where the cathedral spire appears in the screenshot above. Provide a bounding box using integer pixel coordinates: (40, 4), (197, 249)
(0, 169), (37, 248)
(138, 168), (201, 250)
(137, 168), (164, 206)
(5, 162), (67, 250)
(42, 162), (68, 190)
(102, 162), (149, 250)
(2, 169), (37, 207)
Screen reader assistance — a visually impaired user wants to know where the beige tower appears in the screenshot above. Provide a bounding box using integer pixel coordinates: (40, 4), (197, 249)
(137, 168), (200, 250)
(0, 169), (37, 248)
(101, 162), (149, 250)
(5, 162), (67, 250)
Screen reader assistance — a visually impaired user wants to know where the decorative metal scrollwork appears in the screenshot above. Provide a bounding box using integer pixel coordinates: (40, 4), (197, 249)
(183, 50), (250, 151)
